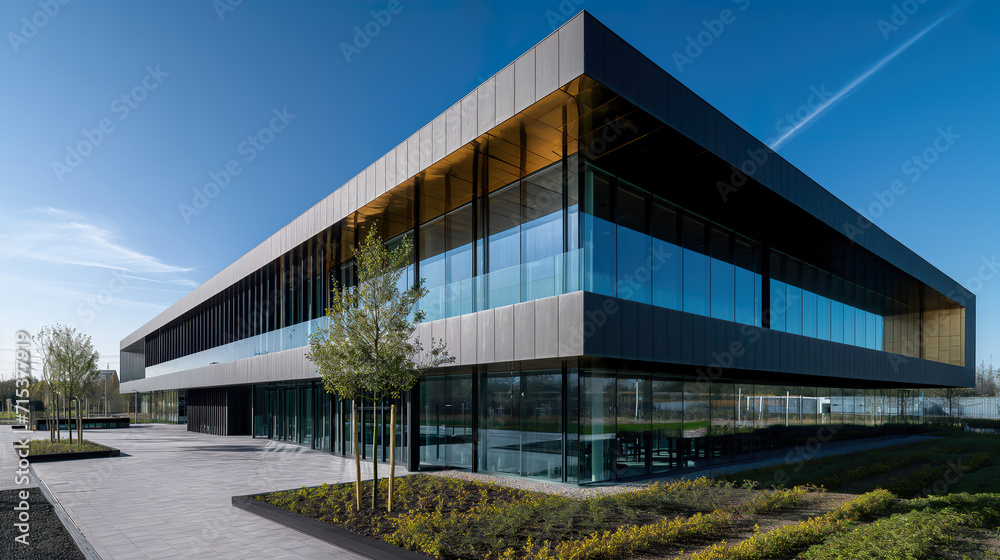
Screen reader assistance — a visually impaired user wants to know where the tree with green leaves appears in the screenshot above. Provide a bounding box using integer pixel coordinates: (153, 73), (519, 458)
(35, 324), (100, 444)
(307, 226), (454, 511)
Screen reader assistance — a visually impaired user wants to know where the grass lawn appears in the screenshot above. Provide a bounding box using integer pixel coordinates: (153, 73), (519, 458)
(27, 439), (111, 455)
(259, 431), (1000, 559)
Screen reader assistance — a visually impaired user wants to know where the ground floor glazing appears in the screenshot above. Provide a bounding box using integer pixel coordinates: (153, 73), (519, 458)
(232, 365), (929, 485)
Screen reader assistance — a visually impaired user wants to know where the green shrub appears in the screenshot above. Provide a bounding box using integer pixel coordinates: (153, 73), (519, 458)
(685, 489), (896, 560)
(801, 493), (1000, 559)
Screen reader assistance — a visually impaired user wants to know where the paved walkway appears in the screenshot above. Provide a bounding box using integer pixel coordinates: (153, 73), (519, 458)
(13, 424), (406, 560)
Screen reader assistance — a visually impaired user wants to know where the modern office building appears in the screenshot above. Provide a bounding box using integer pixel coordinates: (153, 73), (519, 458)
(121, 12), (974, 484)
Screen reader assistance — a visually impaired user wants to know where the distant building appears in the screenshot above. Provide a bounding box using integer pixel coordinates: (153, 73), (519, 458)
(121, 12), (974, 483)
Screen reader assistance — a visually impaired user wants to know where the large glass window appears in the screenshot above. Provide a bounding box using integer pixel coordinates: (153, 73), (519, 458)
(817, 295), (830, 341)
(651, 202), (682, 311)
(786, 285), (802, 335)
(420, 374), (472, 469)
(710, 259), (735, 321)
(522, 167), (564, 302)
(802, 290), (817, 338)
(488, 183), (522, 308)
(683, 249), (710, 316)
(652, 379), (683, 473)
(831, 301), (844, 343)
(583, 170), (616, 297)
(844, 306), (855, 346)
(616, 376), (650, 478)
(770, 280), (786, 332)
(446, 206), (474, 317)
(616, 184), (651, 304)
(419, 216), (447, 321)
(580, 372), (615, 483)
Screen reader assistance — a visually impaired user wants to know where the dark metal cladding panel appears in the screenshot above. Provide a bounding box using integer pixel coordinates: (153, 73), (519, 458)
(620, 41), (639, 104)
(604, 295), (623, 359)
(666, 75), (682, 131)
(583, 292), (604, 356)
(652, 306), (668, 362)
(603, 27), (622, 94)
(667, 307), (681, 363)
(620, 299), (638, 360)
(582, 12), (606, 84)
(636, 302), (653, 362)
(680, 312), (694, 365)
(637, 54), (655, 115)
(652, 66), (668, 125)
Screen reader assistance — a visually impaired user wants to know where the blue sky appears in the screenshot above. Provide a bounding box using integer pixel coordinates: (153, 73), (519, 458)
(0, 0), (996, 375)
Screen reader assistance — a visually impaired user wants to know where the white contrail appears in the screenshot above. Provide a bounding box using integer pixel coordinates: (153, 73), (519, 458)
(771, 5), (965, 150)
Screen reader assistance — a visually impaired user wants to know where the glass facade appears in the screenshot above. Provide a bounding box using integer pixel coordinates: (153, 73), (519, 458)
(580, 164), (894, 352)
(134, 390), (184, 424)
(146, 156), (949, 379)
(416, 367), (924, 484)
(253, 381), (332, 452)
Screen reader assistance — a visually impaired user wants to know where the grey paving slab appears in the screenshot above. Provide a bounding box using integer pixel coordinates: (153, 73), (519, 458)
(21, 424), (410, 560)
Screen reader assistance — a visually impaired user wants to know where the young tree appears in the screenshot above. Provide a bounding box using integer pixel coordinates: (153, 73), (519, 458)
(36, 325), (100, 444)
(307, 226), (453, 511)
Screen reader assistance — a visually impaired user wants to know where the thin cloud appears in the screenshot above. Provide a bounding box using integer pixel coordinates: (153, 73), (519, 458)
(771, 4), (966, 150)
(0, 208), (195, 285)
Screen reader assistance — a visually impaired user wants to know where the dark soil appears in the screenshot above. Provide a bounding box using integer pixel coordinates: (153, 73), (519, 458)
(0, 488), (85, 560)
(256, 475), (534, 540)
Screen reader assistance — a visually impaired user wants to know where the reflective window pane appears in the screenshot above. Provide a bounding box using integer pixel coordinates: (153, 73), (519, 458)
(817, 295), (831, 340)
(652, 238), (682, 310)
(802, 290), (817, 338)
(711, 259), (735, 321)
(683, 249), (710, 316)
(735, 267), (756, 325)
(770, 280), (786, 332)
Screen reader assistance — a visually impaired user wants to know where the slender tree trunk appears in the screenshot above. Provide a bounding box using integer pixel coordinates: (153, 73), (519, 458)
(50, 392), (56, 442)
(47, 390), (54, 442)
(353, 403), (361, 511)
(371, 396), (379, 510)
(389, 403), (396, 513)
(77, 399), (83, 443)
(67, 396), (72, 444)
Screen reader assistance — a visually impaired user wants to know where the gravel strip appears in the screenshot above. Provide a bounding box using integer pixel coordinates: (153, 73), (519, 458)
(425, 470), (652, 499)
(0, 488), (85, 560)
